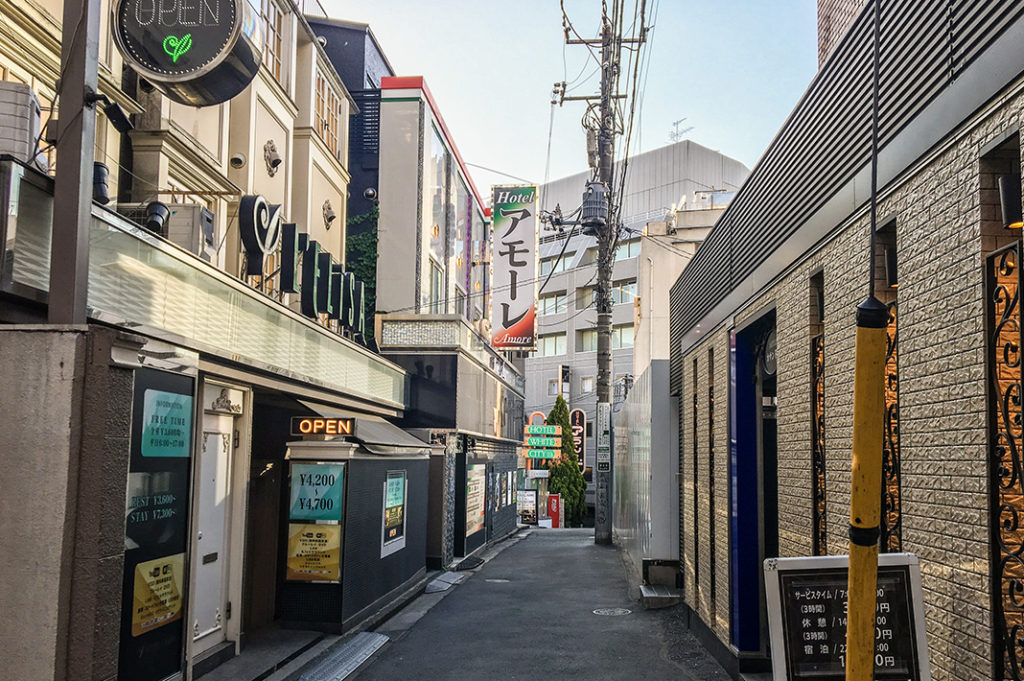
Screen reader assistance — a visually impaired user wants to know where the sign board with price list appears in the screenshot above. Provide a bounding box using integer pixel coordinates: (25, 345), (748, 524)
(764, 553), (931, 681)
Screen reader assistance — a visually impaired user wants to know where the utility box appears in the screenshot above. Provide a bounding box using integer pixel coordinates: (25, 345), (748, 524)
(0, 82), (46, 172)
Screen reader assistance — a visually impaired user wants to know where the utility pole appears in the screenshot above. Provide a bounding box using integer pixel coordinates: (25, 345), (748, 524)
(560, 1), (644, 544)
(49, 0), (102, 324)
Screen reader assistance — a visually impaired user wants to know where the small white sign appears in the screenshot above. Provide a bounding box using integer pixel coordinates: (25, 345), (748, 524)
(596, 402), (611, 464)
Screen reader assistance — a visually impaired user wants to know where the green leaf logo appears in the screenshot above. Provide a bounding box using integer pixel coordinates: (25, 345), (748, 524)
(162, 34), (193, 64)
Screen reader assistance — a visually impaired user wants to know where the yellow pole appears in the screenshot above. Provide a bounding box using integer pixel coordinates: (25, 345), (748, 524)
(845, 297), (889, 681)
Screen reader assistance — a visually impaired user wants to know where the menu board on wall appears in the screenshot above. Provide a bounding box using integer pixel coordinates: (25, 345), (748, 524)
(289, 462), (344, 522)
(286, 523), (341, 582)
(466, 464), (486, 537)
(120, 369), (195, 681)
(384, 471), (406, 544)
(764, 554), (931, 681)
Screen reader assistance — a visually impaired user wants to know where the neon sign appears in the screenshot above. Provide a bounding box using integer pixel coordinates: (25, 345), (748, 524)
(113, 0), (262, 107)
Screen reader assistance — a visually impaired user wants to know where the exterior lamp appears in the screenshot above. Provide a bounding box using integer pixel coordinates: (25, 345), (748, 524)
(93, 162), (111, 205)
(999, 174), (1023, 229)
(145, 201), (170, 233)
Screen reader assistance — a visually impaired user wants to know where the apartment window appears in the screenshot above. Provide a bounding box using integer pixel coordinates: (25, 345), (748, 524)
(455, 288), (466, 317)
(578, 328), (598, 352)
(615, 240), (641, 260)
(315, 71), (343, 158)
(540, 253), (573, 276)
(430, 262), (443, 314)
(611, 280), (637, 305)
(581, 376), (595, 394)
(537, 334), (567, 357)
(547, 379), (559, 396)
(611, 324), (634, 349)
(261, 0), (285, 84)
(576, 287), (595, 310)
(540, 293), (567, 316)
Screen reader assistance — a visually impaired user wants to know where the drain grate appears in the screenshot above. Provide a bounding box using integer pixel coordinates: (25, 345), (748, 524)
(593, 607), (632, 616)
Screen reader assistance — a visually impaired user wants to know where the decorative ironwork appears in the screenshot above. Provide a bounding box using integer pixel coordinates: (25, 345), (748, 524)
(880, 300), (902, 553)
(987, 242), (1024, 681)
(811, 333), (827, 555)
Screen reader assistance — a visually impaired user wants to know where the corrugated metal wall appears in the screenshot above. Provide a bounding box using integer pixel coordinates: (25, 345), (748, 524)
(672, 1), (1024, 340)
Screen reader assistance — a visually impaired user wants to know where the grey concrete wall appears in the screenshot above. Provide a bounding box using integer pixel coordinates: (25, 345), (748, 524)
(0, 326), (134, 681)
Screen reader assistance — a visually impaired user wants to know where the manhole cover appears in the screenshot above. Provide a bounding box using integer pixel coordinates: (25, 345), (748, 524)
(593, 607), (631, 616)
(485, 578), (510, 583)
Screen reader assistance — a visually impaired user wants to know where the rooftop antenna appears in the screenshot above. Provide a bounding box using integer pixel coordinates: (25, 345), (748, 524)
(669, 117), (694, 143)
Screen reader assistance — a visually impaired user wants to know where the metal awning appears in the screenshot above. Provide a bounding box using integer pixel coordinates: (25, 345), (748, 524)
(297, 400), (435, 456)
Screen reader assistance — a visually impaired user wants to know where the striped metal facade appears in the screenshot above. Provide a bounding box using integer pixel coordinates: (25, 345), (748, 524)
(670, 1), (1024, 390)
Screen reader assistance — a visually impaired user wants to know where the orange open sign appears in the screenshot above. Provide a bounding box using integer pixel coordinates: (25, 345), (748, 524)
(290, 417), (354, 437)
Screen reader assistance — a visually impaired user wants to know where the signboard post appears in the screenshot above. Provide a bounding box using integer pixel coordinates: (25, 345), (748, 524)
(490, 185), (539, 350)
(594, 402), (612, 544)
(517, 489), (538, 524)
(764, 553), (931, 680)
(570, 408), (586, 471)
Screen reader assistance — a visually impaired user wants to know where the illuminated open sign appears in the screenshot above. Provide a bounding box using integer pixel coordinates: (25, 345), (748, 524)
(113, 0), (263, 106)
(290, 417), (355, 437)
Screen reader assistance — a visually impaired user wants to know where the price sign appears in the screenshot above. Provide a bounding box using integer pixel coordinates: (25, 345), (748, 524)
(765, 554), (930, 681)
(289, 463), (344, 522)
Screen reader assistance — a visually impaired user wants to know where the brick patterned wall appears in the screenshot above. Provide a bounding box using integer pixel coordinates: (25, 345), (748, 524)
(817, 0), (868, 67)
(675, 78), (1024, 677)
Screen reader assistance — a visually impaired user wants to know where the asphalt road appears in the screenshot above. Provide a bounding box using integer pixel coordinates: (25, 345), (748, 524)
(355, 528), (731, 681)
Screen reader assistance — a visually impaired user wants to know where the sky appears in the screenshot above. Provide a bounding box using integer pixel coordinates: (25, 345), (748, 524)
(323, 0), (819, 196)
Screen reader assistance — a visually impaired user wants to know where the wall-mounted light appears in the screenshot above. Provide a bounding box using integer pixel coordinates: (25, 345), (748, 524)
(264, 139), (282, 177)
(999, 174), (1023, 229)
(93, 162), (111, 205)
(85, 91), (134, 134)
(322, 199), (336, 230)
(145, 201), (170, 233)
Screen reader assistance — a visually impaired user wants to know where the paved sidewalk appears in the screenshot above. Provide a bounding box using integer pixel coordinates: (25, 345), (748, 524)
(353, 529), (731, 681)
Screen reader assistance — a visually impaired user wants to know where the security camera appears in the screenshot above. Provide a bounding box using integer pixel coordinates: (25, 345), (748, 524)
(268, 149), (282, 169)
(363, 187), (378, 201)
(229, 153), (247, 169)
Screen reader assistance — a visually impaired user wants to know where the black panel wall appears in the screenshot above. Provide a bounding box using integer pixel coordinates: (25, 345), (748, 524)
(341, 457), (428, 625)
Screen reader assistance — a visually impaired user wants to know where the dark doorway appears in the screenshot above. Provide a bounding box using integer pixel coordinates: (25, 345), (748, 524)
(729, 310), (778, 658)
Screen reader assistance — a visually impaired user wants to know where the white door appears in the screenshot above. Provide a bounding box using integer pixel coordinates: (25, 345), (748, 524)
(192, 413), (232, 656)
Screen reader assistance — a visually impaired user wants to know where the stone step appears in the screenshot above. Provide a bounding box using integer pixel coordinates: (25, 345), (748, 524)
(640, 583), (683, 609)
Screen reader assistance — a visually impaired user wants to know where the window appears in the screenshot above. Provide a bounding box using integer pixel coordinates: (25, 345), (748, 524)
(547, 379), (559, 396)
(261, 0), (284, 84)
(611, 325), (634, 349)
(537, 333), (566, 357)
(540, 253), (574, 276)
(615, 240), (641, 260)
(381, 471), (407, 557)
(576, 287), (595, 310)
(581, 376), (595, 393)
(430, 262), (443, 314)
(540, 293), (567, 316)
(455, 288), (466, 317)
(611, 280), (637, 305)
(578, 328), (598, 352)
(315, 71), (343, 158)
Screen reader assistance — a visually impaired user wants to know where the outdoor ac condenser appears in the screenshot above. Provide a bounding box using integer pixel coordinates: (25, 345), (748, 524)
(0, 82), (47, 172)
(117, 203), (216, 263)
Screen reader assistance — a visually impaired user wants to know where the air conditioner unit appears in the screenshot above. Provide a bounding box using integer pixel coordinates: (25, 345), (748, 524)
(0, 82), (46, 172)
(117, 203), (216, 262)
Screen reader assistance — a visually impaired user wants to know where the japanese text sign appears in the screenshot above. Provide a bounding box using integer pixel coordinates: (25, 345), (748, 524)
(490, 185), (538, 349)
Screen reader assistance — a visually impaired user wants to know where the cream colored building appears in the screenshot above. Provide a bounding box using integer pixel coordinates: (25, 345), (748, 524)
(0, 3), (417, 681)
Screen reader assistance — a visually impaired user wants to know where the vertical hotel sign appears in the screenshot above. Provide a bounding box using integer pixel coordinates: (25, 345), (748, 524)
(490, 185), (538, 349)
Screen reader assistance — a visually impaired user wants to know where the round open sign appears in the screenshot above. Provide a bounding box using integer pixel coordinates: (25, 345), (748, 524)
(112, 0), (263, 107)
